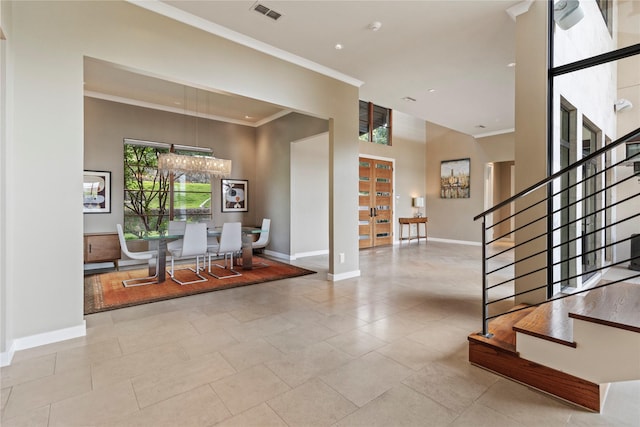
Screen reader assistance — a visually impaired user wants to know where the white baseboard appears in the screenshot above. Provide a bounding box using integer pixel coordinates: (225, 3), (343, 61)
(293, 249), (329, 259)
(1, 341), (15, 367)
(426, 237), (482, 246)
(328, 269), (361, 281)
(262, 249), (290, 261)
(1, 322), (87, 367)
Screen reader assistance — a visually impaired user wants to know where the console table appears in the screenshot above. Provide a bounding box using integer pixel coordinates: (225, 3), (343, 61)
(399, 217), (428, 243)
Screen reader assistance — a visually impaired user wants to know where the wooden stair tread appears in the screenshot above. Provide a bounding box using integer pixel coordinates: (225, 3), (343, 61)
(513, 297), (578, 347)
(468, 304), (536, 354)
(568, 282), (640, 333)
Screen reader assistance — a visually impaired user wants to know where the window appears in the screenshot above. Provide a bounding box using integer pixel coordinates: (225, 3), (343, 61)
(123, 140), (212, 237)
(596, 0), (612, 35)
(359, 101), (392, 146)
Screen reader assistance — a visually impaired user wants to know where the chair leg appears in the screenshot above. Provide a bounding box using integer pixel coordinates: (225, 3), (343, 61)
(208, 252), (242, 279)
(122, 259), (159, 287)
(167, 255), (208, 285)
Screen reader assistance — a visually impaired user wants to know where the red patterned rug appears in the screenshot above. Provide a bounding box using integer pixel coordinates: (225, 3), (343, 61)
(84, 256), (316, 314)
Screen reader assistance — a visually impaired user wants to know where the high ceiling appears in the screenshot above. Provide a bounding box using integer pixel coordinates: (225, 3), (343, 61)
(85, 1), (520, 136)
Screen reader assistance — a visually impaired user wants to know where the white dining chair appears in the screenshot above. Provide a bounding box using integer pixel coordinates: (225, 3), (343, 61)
(166, 220), (186, 252)
(208, 222), (242, 279)
(116, 224), (159, 287)
(167, 222), (208, 285)
(252, 218), (271, 253)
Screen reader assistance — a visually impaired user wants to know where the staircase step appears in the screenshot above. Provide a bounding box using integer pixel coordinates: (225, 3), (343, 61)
(569, 282), (640, 333)
(468, 304), (535, 354)
(513, 281), (640, 347)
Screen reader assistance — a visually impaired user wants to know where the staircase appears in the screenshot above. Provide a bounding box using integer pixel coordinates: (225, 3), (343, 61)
(469, 281), (640, 411)
(468, 127), (640, 412)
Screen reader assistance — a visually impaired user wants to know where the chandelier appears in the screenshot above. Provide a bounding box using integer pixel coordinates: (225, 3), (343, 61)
(157, 152), (232, 177)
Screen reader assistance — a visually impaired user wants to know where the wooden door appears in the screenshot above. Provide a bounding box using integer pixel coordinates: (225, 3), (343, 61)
(359, 157), (393, 248)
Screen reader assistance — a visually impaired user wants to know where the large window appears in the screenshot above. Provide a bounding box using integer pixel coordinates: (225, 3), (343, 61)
(359, 100), (392, 146)
(123, 140), (212, 237)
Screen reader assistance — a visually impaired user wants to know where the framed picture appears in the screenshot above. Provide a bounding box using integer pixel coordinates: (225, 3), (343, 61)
(83, 170), (111, 213)
(440, 158), (470, 199)
(221, 179), (248, 212)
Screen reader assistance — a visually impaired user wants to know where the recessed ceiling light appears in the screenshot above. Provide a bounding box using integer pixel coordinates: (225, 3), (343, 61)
(368, 21), (382, 31)
(507, 62), (516, 67)
(402, 96), (417, 102)
(427, 88), (436, 93)
(245, 115), (253, 119)
(335, 43), (343, 50)
(475, 124), (487, 129)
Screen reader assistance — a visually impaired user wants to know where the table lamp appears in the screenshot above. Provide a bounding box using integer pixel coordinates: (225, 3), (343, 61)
(412, 197), (425, 217)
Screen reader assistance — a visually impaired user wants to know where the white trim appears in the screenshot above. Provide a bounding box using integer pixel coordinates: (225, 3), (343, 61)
(428, 237), (482, 246)
(328, 270), (361, 281)
(294, 249), (329, 259)
(506, 0), (534, 21)
(1, 322), (87, 366)
(473, 128), (515, 139)
(85, 91), (293, 128)
(126, 0), (363, 88)
(262, 249), (290, 261)
(0, 341), (15, 367)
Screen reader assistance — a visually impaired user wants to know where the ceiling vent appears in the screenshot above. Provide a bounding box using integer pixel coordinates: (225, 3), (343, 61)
(253, 3), (283, 21)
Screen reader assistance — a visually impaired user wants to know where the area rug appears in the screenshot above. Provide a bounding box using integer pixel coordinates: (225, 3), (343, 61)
(84, 256), (316, 314)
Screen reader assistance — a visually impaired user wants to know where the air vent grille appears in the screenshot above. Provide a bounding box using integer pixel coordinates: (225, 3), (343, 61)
(253, 3), (282, 21)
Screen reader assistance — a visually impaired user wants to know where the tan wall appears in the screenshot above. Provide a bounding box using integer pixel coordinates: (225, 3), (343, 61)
(2, 0), (358, 353)
(426, 123), (514, 243)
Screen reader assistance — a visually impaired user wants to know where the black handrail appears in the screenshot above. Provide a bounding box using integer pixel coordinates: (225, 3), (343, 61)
(476, 126), (640, 337)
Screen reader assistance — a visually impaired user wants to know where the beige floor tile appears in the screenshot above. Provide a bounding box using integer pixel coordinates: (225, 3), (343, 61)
(49, 380), (139, 426)
(91, 343), (189, 389)
(178, 329), (239, 359)
(268, 378), (357, 426)
(1, 385), (10, 411)
(55, 337), (122, 373)
(2, 366), (92, 420)
(266, 341), (353, 388)
(9, 337), (89, 364)
(477, 379), (575, 426)
(335, 384), (458, 427)
(325, 329), (387, 357)
(117, 319), (200, 354)
(215, 403), (287, 427)
(322, 313), (369, 334)
(224, 314), (295, 342)
(211, 364), (290, 415)
(190, 312), (242, 334)
(132, 351), (236, 408)
(264, 323), (338, 353)
(109, 385), (231, 427)
(402, 361), (494, 414)
(359, 314), (424, 342)
(376, 337), (446, 371)
(228, 302), (283, 322)
(450, 403), (525, 426)
(0, 354), (56, 388)
(567, 380), (640, 426)
(1, 405), (50, 427)
(320, 351), (412, 407)
(84, 310), (114, 328)
(406, 320), (471, 356)
(219, 338), (283, 372)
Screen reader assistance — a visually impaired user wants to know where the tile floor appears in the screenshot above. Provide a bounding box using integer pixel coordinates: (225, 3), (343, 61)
(1, 242), (638, 426)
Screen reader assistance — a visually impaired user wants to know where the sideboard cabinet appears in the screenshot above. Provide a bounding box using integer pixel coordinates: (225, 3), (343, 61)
(84, 232), (121, 269)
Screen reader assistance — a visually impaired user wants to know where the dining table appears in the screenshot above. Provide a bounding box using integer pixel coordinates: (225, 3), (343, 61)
(142, 225), (265, 283)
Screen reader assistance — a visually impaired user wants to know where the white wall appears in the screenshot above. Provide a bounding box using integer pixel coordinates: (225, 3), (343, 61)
(291, 133), (329, 256)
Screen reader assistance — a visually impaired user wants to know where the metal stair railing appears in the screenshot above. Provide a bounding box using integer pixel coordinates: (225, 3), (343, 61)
(475, 127), (640, 337)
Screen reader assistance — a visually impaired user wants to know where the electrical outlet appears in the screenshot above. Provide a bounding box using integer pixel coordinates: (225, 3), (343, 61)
(339, 253), (345, 263)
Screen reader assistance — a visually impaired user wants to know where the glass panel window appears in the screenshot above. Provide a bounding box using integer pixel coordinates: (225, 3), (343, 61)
(359, 101), (392, 145)
(123, 142), (212, 237)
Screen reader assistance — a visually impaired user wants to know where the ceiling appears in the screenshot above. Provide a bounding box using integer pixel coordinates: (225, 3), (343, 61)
(85, 1), (520, 136)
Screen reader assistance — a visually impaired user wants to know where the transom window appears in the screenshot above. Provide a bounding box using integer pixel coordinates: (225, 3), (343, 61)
(359, 100), (392, 146)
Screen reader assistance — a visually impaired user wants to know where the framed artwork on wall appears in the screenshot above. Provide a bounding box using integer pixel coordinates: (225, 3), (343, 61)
(221, 179), (248, 212)
(83, 170), (111, 213)
(440, 158), (470, 199)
